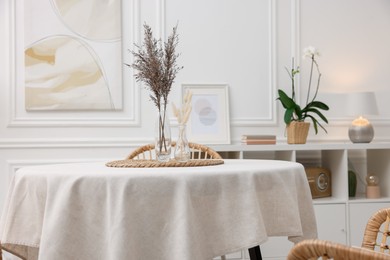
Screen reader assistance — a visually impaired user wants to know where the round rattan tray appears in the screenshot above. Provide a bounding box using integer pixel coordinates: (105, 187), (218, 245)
(106, 159), (224, 168)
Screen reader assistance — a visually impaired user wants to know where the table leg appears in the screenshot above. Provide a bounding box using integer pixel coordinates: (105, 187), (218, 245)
(248, 245), (262, 260)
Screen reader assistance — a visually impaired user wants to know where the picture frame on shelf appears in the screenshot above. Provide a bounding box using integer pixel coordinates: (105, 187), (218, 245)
(181, 84), (231, 145)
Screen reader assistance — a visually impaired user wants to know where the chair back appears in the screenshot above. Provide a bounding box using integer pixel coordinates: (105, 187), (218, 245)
(287, 207), (390, 259)
(126, 142), (222, 160)
(362, 208), (390, 254)
(287, 239), (390, 260)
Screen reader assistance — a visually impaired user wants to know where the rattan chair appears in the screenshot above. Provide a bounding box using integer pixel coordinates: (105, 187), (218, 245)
(288, 207), (390, 260)
(362, 208), (390, 253)
(287, 239), (390, 260)
(126, 142), (223, 160)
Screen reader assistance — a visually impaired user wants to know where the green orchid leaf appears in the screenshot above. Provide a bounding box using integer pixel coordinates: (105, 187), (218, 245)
(307, 115), (328, 134)
(313, 119), (319, 134)
(318, 123), (327, 133)
(277, 90), (295, 109)
(277, 98), (288, 109)
(294, 105), (303, 120)
(304, 108), (328, 123)
(307, 101), (329, 110)
(306, 115), (319, 134)
(284, 108), (294, 124)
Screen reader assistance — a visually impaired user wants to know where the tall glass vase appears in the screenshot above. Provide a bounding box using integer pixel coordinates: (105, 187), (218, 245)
(155, 107), (171, 162)
(174, 124), (190, 162)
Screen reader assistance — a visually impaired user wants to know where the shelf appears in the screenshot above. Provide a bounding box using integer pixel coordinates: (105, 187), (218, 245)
(312, 197), (346, 205)
(211, 141), (390, 152)
(212, 142), (390, 204)
(348, 196), (390, 204)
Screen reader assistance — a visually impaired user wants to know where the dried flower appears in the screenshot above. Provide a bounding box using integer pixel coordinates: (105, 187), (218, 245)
(172, 90), (192, 124)
(127, 23), (183, 113)
(127, 23), (183, 157)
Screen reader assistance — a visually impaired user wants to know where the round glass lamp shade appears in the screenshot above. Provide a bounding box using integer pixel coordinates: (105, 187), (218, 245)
(348, 117), (374, 143)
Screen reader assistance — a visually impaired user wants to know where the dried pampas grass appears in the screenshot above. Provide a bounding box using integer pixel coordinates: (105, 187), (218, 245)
(172, 90), (192, 124)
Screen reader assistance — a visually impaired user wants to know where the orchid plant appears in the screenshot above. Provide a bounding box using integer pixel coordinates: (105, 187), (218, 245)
(277, 46), (329, 134)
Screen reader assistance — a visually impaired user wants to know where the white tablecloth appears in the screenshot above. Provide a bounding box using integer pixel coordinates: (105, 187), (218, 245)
(0, 159), (317, 260)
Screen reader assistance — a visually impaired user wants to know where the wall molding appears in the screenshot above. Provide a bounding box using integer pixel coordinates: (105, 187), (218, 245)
(7, 0), (141, 127)
(291, 0), (301, 103)
(160, 0), (277, 127)
(0, 138), (151, 149)
(2, 136), (390, 149)
(295, 0), (390, 127)
(232, 0), (277, 127)
(234, 0), (277, 126)
(157, 0), (166, 40)
(319, 117), (390, 127)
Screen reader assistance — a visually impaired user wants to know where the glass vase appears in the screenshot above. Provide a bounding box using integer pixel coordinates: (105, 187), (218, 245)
(174, 124), (190, 162)
(155, 108), (171, 162)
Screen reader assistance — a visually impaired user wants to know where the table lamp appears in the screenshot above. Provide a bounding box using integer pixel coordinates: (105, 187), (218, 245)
(346, 92), (378, 143)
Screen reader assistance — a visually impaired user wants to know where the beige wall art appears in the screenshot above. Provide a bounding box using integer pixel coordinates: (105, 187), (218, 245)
(24, 0), (122, 110)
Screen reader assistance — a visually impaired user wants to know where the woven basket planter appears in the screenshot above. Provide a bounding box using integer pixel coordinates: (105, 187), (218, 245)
(287, 121), (310, 144)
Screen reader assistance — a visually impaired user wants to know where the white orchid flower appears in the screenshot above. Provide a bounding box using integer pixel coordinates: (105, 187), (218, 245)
(303, 46), (320, 59)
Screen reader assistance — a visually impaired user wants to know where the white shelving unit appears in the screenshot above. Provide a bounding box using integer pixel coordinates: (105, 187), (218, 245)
(210, 141), (390, 260)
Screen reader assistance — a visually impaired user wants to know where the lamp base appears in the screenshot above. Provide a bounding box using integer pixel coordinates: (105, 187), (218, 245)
(366, 186), (380, 199)
(348, 124), (374, 143)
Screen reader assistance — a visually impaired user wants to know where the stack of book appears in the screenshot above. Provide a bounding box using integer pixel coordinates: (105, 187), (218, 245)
(241, 135), (276, 145)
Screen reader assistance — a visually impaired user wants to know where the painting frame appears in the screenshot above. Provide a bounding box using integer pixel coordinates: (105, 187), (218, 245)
(181, 84), (231, 145)
(24, 0), (123, 111)
(8, 0), (140, 127)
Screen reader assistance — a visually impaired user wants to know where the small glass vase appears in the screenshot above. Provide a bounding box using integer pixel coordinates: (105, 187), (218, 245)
(155, 108), (171, 162)
(174, 124), (190, 162)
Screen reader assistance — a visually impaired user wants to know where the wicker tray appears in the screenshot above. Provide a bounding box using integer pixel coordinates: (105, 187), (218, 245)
(106, 159), (224, 168)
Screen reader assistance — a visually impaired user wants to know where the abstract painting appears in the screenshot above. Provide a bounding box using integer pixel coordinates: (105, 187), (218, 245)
(24, 0), (122, 111)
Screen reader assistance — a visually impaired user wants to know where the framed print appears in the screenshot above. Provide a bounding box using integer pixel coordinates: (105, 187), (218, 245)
(10, 0), (140, 126)
(24, 0), (122, 111)
(182, 84), (231, 144)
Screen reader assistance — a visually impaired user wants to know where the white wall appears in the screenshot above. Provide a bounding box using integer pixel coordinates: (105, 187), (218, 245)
(1, 0), (390, 210)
